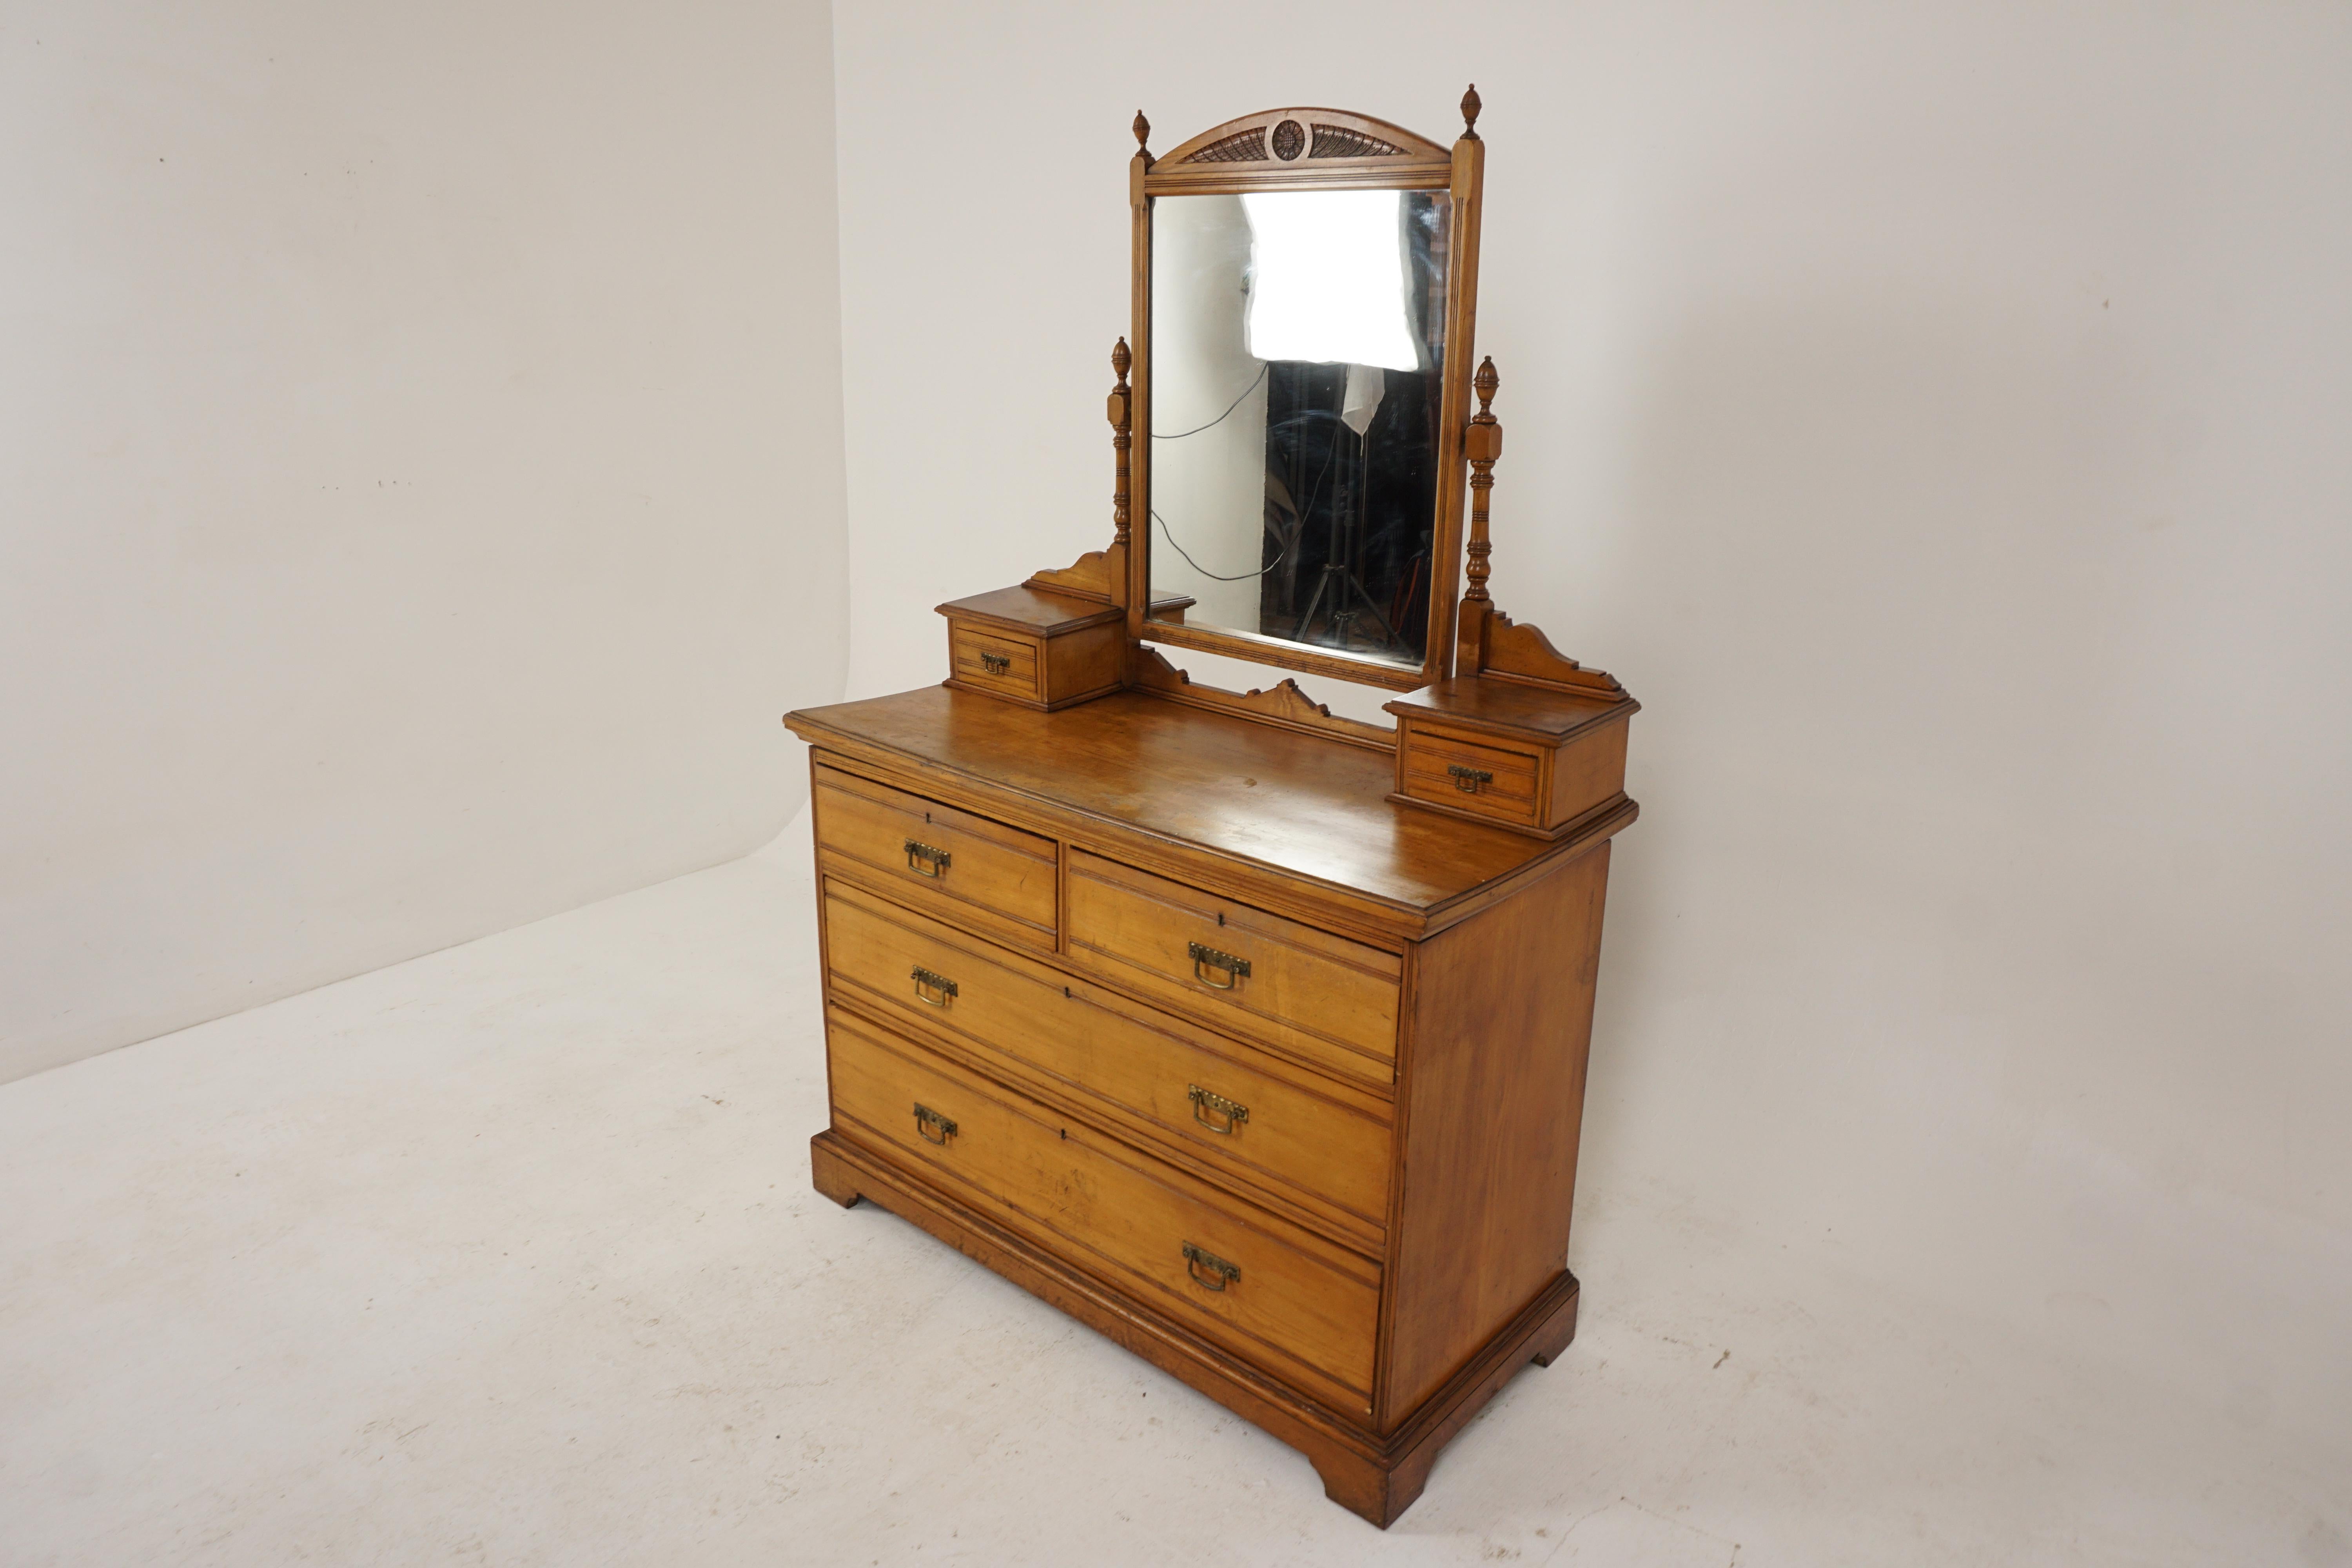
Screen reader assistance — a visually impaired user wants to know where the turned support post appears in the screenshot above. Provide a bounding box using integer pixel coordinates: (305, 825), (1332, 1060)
(1463, 355), (1501, 604)
(1108, 338), (1133, 554)
(1455, 355), (1503, 672)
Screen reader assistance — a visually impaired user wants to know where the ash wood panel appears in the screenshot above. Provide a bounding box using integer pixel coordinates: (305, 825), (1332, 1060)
(1379, 844), (1612, 1424)
(811, 764), (1056, 951)
(1548, 718), (1630, 828)
(826, 1010), (1379, 1413)
(786, 687), (1576, 934)
(821, 878), (1393, 1243)
(947, 624), (1040, 701)
(1066, 850), (1401, 1086)
(1040, 621), (1125, 708)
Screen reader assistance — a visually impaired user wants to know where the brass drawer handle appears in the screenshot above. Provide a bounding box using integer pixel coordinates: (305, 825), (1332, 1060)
(1182, 1242), (1240, 1292)
(1187, 941), (1251, 990)
(1187, 1085), (1249, 1135)
(904, 840), (951, 878)
(911, 966), (958, 1008)
(913, 1103), (957, 1145)
(979, 651), (1011, 675)
(1447, 764), (1495, 794)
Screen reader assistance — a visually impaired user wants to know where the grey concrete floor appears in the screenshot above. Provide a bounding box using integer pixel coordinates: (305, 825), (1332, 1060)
(2, 815), (2338, 1566)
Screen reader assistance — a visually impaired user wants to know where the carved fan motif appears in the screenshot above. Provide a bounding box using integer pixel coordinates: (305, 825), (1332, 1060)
(1308, 124), (1407, 158)
(1270, 119), (1306, 160)
(1184, 127), (1268, 163)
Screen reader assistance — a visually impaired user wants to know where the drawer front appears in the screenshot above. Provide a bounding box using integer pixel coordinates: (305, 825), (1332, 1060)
(1065, 851), (1401, 1087)
(1399, 724), (1544, 826)
(812, 765), (1057, 950)
(822, 879), (1392, 1240)
(827, 1008), (1379, 1412)
(948, 624), (1041, 701)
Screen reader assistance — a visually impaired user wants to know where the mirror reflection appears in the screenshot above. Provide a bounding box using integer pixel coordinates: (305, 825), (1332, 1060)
(1147, 189), (1451, 667)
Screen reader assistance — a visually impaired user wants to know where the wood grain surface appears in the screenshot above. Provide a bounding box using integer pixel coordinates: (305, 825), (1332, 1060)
(822, 878), (1394, 1245)
(827, 1009), (1380, 1414)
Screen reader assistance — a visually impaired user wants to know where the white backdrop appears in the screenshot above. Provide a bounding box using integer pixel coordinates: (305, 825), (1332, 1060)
(0, 0), (849, 1082)
(833, 0), (2352, 1460)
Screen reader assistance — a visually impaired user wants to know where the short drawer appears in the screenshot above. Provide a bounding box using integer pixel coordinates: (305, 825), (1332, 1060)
(1065, 851), (1401, 1087)
(822, 878), (1392, 1242)
(812, 764), (1056, 951)
(948, 624), (1041, 701)
(826, 1007), (1379, 1414)
(1398, 725), (1544, 827)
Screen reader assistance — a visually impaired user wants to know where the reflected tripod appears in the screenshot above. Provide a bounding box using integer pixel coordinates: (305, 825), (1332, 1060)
(1292, 417), (1402, 653)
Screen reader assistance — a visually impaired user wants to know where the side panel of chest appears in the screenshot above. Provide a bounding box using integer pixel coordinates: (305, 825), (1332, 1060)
(1377, 843), (1611, 1423)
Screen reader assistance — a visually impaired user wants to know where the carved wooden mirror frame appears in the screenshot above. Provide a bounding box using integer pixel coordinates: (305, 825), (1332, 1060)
(1119, 96), (1488, 692)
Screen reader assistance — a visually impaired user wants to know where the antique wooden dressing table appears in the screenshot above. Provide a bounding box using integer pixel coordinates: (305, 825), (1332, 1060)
(784, 89), (1639, 1527)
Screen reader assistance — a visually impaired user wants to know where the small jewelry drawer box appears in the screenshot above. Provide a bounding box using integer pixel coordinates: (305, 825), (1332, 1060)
(936, 586), (1127, 711)
(1385, 677), (1637, 839)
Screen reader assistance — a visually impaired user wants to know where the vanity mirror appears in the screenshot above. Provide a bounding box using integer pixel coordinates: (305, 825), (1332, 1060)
(1131, 107), (1482, 688)
(786, 87), (1641, 1529)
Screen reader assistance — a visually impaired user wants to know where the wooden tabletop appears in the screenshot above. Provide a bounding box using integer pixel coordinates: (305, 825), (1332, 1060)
(1385, 677), (1639, 743)
(933, 585), (1122, 636)
(786, 685), (1615, 918)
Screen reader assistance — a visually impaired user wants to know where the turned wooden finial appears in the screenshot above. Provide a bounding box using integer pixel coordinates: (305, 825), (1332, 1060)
(1109, 338), (1134, 550)
(1132, 111), (1151, 152)
(1464, 356), (1502, 603)
(1461, 84), (1482, 140)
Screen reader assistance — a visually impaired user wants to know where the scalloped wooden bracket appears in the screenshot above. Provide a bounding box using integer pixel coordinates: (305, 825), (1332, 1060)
(1457, 601), (1629, 701)
(1446, 354), (1629, 702)
(1024, 547), (1119, 604)
(1134, 649), (1396, 753)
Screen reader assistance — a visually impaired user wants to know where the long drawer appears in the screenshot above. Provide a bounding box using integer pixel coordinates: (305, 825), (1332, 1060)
(822, 878), (1392, 1243)
(812, 764), (1057, 952)
(1065, 850), (1402, 1086)
(826, 1007), (1379, 1414)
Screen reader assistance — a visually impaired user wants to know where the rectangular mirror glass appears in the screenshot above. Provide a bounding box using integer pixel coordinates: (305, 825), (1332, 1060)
(1146, 189), (1453, 671)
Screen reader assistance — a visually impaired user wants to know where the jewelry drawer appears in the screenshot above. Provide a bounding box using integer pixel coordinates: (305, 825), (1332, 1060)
(936, 586), (1128, 711)
(811, 764), (1057, 951)
(1064, 850), (1401, 1087)
(947, 623), (1041, 702)
(1396, 724), (1544, 828)
(1385, 681), (1636, 840)
(821, 878), (1393, 1244)
(826, 1007), (1379, 1415)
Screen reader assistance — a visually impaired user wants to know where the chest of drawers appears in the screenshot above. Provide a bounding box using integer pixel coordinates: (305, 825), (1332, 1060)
(785, 680), (1635, 1525)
